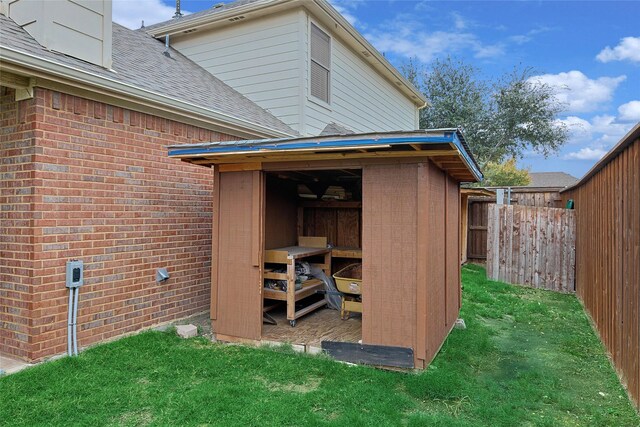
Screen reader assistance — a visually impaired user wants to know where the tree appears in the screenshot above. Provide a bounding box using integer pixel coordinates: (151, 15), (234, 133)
(403, 57), (568, 167)
(480, 158), (531, 187)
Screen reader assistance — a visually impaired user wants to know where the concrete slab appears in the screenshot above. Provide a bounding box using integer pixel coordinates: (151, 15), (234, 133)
(0, 355), (32, 375)
(306, 345), (323, 355)
(176, 324), (198, 339)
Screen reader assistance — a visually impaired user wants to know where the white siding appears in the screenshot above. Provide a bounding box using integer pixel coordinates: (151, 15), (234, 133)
(5, 0), (112, 68)
(169, 8), (419, 136)
(171, 11), (304, 132)
(302, 15), (418, 135)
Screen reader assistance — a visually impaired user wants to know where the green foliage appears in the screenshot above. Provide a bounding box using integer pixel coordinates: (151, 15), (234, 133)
(1, 266), (637, 426)
(480, 158), (531, 187)
(404, 57), (569, 166)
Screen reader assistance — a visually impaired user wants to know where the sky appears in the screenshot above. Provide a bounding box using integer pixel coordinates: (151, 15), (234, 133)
(113, 0), (640, 178)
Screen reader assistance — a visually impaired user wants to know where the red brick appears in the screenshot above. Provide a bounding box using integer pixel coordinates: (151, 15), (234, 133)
(1, 87), (235, 362)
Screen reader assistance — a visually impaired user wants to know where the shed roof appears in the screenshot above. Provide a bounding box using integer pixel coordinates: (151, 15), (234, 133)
(168, 128), (483, 182)
(0, 14), (296, 138)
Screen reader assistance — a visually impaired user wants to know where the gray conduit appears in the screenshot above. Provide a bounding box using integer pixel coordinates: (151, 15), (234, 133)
(67, 287), (80, 356)
(72, 287), (79, 355)
(67, 288), (74, 356)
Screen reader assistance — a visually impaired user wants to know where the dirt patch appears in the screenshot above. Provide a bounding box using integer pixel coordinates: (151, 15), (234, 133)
(255, 376), (321, 394)
(115, 409), (153, 426)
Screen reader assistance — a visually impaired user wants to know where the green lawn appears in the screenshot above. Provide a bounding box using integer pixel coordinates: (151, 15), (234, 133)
(1, 265), (638, 426)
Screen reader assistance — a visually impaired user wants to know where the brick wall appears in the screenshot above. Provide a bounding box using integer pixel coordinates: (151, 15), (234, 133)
(0, 87), (38, 359)
(1, 87), (234, 361)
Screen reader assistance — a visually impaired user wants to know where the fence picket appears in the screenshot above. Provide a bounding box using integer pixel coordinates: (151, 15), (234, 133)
(486, 205), (576, 292)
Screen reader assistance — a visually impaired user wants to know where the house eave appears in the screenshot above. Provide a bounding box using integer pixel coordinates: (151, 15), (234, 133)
(0, 46), (296, 139)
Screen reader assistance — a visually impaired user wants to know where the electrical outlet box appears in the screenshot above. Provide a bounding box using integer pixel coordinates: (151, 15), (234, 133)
(66, 260), (83, 288)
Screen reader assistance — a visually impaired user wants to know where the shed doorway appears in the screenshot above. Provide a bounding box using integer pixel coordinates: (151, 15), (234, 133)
(261, 169), (363, 351)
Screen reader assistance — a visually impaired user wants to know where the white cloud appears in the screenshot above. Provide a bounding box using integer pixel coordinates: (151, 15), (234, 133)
(529, 70), (626, 113)
(452, 12), (466, 30)
(113, 0), (189, 30)
(559, 113), (633, 161)
(366, 29), (504, 63)
(564, 147), (607, 161)
(596, 36), (640, 63)
(618, 100), (640, 122)
(556, 116), (592, 144)
(508, 26), (552, 45)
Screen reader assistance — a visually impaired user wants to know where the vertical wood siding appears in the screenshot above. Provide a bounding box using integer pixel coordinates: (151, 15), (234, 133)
(362, 164), (417, 351)
(363, 162), (461, 368)
(512, 191), (562, 207)
(562, 135), (639, 410)
(214, 171), (263, 341)
(487, 205), (576, 292)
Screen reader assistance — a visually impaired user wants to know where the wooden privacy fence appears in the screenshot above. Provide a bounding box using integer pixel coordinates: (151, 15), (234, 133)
(487, 204), (576, 292)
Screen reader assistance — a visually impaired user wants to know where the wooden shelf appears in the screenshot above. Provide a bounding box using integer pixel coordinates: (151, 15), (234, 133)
(263, 279), (324, 301)
(332, 247), (362, 259)
(263, 246), (331, 324)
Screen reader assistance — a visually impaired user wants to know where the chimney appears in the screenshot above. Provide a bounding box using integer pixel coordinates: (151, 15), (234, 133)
(3, 0), (113, 69)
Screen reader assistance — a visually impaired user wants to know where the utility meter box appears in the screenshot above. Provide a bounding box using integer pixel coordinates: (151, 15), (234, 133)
(66, 260), (83, 288)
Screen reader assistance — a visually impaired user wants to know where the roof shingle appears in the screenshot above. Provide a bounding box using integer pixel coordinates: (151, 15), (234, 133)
(0, 14), (296, 136)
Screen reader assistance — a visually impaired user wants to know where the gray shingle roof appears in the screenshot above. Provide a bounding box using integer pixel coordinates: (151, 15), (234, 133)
(526, 172), (579, 188)
(144, 0), (263, 32)
(0, 14), (296, 136)
(320, 122), (355, 136)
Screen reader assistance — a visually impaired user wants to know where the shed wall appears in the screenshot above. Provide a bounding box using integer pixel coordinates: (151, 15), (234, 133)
(561, 135), (639, 410)
(362, 161), (460, 368)
(362, 163), (417, 352)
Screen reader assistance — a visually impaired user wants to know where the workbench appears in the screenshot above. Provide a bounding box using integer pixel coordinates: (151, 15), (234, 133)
(263, 246), (331, 326)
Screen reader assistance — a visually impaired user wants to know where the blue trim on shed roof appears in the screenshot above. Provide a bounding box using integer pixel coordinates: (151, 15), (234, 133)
(168, 129), (483, 181)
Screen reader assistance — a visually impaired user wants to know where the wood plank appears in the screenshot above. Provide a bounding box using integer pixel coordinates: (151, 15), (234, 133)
(321, 341), (415, 369)
(218, 162), (262, 172)
(299, 201), (362, 209)
(185, 149), (458, 164)
(210, 165), (220, 320)
(331, 247), (362, 258)
(416, 162), (428, 362)
(215, 171), (263, 341)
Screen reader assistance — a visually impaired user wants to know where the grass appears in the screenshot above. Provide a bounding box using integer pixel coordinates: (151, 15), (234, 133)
(1, 265), (638, 426)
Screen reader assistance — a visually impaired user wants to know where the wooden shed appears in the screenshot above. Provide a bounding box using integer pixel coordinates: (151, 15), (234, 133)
(169, 129), (482, 368)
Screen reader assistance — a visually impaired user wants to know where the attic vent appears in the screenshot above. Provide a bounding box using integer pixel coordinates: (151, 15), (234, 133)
(183, 29), (197, 34)
(214, 2), (224, 8)
(228, 15), (246, 22)
(361, 51), (371, 57)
